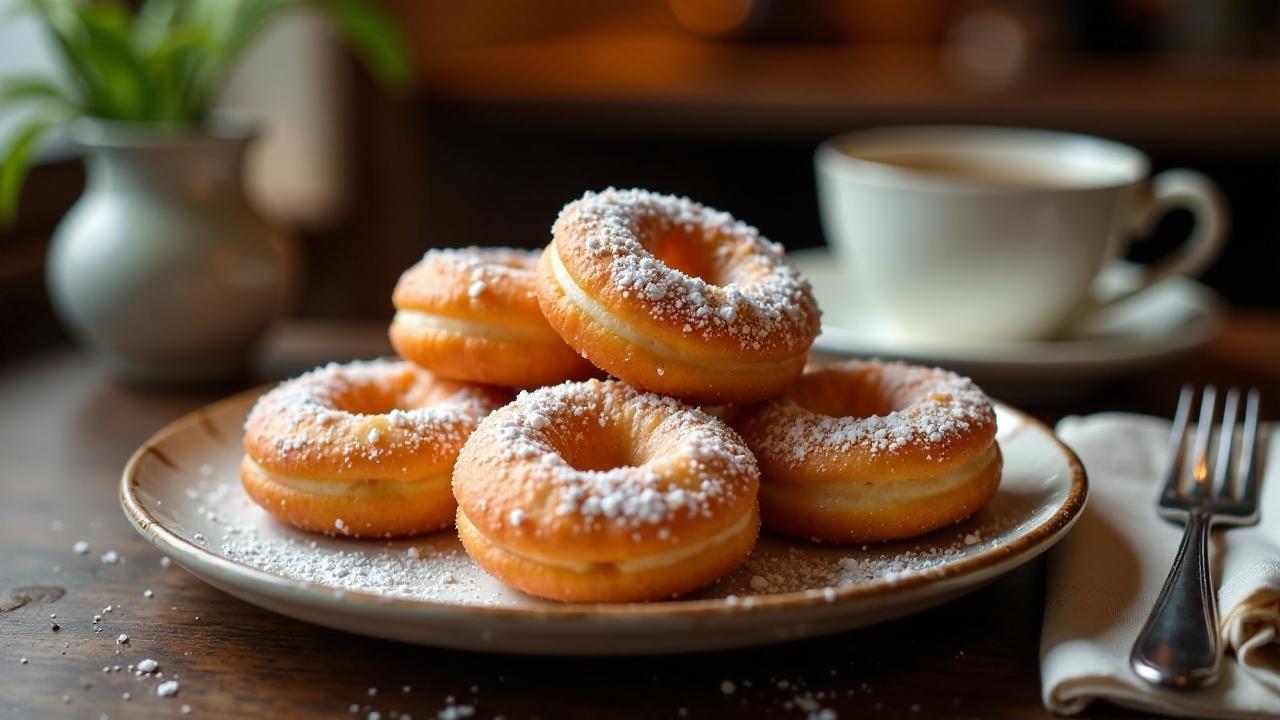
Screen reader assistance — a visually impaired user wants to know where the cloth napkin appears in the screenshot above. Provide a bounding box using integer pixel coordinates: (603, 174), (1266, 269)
(1043, 413), (1280, 718)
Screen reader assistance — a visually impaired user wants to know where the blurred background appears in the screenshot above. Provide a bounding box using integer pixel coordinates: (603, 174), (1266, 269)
(3, 0), (1279, 355)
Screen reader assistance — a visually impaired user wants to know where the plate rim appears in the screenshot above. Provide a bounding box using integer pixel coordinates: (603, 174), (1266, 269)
(120, 388), (1088, 621)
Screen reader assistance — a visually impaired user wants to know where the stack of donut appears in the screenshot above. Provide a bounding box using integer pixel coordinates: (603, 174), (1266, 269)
(242, 188), (1001, 603)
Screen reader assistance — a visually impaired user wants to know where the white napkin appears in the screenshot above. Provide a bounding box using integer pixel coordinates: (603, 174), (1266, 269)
(1043, 413), (1280, 718)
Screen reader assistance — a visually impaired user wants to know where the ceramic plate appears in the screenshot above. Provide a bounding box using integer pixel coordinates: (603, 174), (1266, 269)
(121, 389), (1085, 655)
(792, 248), (1223, 399)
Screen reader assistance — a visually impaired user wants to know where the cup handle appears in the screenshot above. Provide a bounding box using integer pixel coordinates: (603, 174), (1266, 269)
(1097, 169), (1229, 307)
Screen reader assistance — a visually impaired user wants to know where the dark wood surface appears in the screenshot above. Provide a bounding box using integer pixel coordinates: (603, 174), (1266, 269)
(4, 316), (1280, 720)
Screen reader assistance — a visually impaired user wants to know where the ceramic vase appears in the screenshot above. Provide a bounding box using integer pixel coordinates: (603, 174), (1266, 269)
(47, 114), (295, 386)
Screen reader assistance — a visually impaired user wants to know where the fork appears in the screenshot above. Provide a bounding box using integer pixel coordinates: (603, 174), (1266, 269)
(1129, 385), (1262, 689)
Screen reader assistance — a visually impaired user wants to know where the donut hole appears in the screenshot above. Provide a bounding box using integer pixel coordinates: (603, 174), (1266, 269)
(647, 225), (775, 294)
(537, 405), (683, 474)
(327, 373), (458, 415)
(548, 418), (644, 473)
(560, 441), (639, 473)
(651, 228), (721, 285)
(330, 385), (405, 415)
(787, 367), (905, 419)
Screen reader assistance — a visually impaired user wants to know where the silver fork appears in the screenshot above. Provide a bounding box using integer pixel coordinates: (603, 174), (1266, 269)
(1130, 385), (1262, 688)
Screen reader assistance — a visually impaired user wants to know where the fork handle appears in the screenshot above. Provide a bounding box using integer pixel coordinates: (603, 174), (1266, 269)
(1129, 508), (1222, 688)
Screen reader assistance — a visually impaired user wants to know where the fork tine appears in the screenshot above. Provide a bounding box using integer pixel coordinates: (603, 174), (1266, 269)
(1161, 385), (1195, 501)
(1188, 386), (1217, 498)
(1239, 389), (1262, 510)
(1213, 388), (1240, 498)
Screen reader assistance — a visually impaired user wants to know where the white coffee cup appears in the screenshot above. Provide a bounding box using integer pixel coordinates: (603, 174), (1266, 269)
(814, 126), (1228, 343)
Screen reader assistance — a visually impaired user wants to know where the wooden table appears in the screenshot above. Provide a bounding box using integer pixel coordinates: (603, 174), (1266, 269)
(4, 316), (1279, 720)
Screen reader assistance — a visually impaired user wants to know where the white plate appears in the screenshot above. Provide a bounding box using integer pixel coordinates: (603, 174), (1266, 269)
(121, 389), (1086, 655)
(792, 248), (1223, 398)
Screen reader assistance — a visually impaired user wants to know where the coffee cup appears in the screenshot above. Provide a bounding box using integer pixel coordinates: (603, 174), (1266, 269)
(814, 126), (1227, 343)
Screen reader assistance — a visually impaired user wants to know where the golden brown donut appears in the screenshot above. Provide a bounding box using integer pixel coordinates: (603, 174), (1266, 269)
(391, 247), (599, 388)
(241, 359), (508, 538)
(453, 379), (761, 602)
(730, 360), (1001, 544)
(537, 188), (821, 404)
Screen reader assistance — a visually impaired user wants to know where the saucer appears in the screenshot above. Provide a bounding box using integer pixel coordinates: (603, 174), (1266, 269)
(790, 248), (1224, 400)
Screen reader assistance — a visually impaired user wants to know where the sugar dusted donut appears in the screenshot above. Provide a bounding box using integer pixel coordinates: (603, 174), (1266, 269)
(731, 360), (1000, 544)
(538, 188), (820, 404)
(242, 359), (508, 538)
(391, 247), (598, 388)
(453, 379), (761, 602)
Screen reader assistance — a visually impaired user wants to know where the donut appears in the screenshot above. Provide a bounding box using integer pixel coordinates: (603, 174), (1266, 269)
(241, 359), (508, 538)
(537, 188), (821, 404)
(730, 360), (1001, 544)
(453, 379), (761, 602)
(391, 247), (599, 388)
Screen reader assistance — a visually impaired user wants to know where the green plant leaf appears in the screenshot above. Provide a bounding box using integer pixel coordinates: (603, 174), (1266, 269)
(0, 116), (57, 226)
(83, 0), (132, 36)
(314, 0), (410, 90)
(7, 0), (410, 126)
(0, 75), (76, 109)
(132, 0), (180, 51)
(174, 0), (258, 115)
(231, 0), (301, 47)
(142, 25), (214, 122)
(74, 4), (153, 119)
(26, 0), (110, 116)
(185, 0), (246, 54)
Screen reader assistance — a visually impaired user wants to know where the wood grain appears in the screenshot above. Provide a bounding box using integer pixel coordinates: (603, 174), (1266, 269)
(3, 317), (1278, 719)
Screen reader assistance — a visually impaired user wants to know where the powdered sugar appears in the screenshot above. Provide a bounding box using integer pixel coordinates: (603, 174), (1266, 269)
(164, 445), (1019, 612)
(466, 379), (758, 530)
(155, 680), (179, 697)
(410, 247), (539, 304)
(745, 361), (995, 463)
(243, 359), (501, 474)
(553, 188), (819, 352)
(419, 247), (537, 274)
(205, 480), (498, 604)
(707, 528), (995, 600)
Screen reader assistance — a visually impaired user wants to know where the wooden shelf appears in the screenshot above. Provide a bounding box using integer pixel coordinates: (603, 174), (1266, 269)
(421, 32), (1280, 150)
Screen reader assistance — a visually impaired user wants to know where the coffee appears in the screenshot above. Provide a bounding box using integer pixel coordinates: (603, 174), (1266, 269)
(859, 153), (1075, 189)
